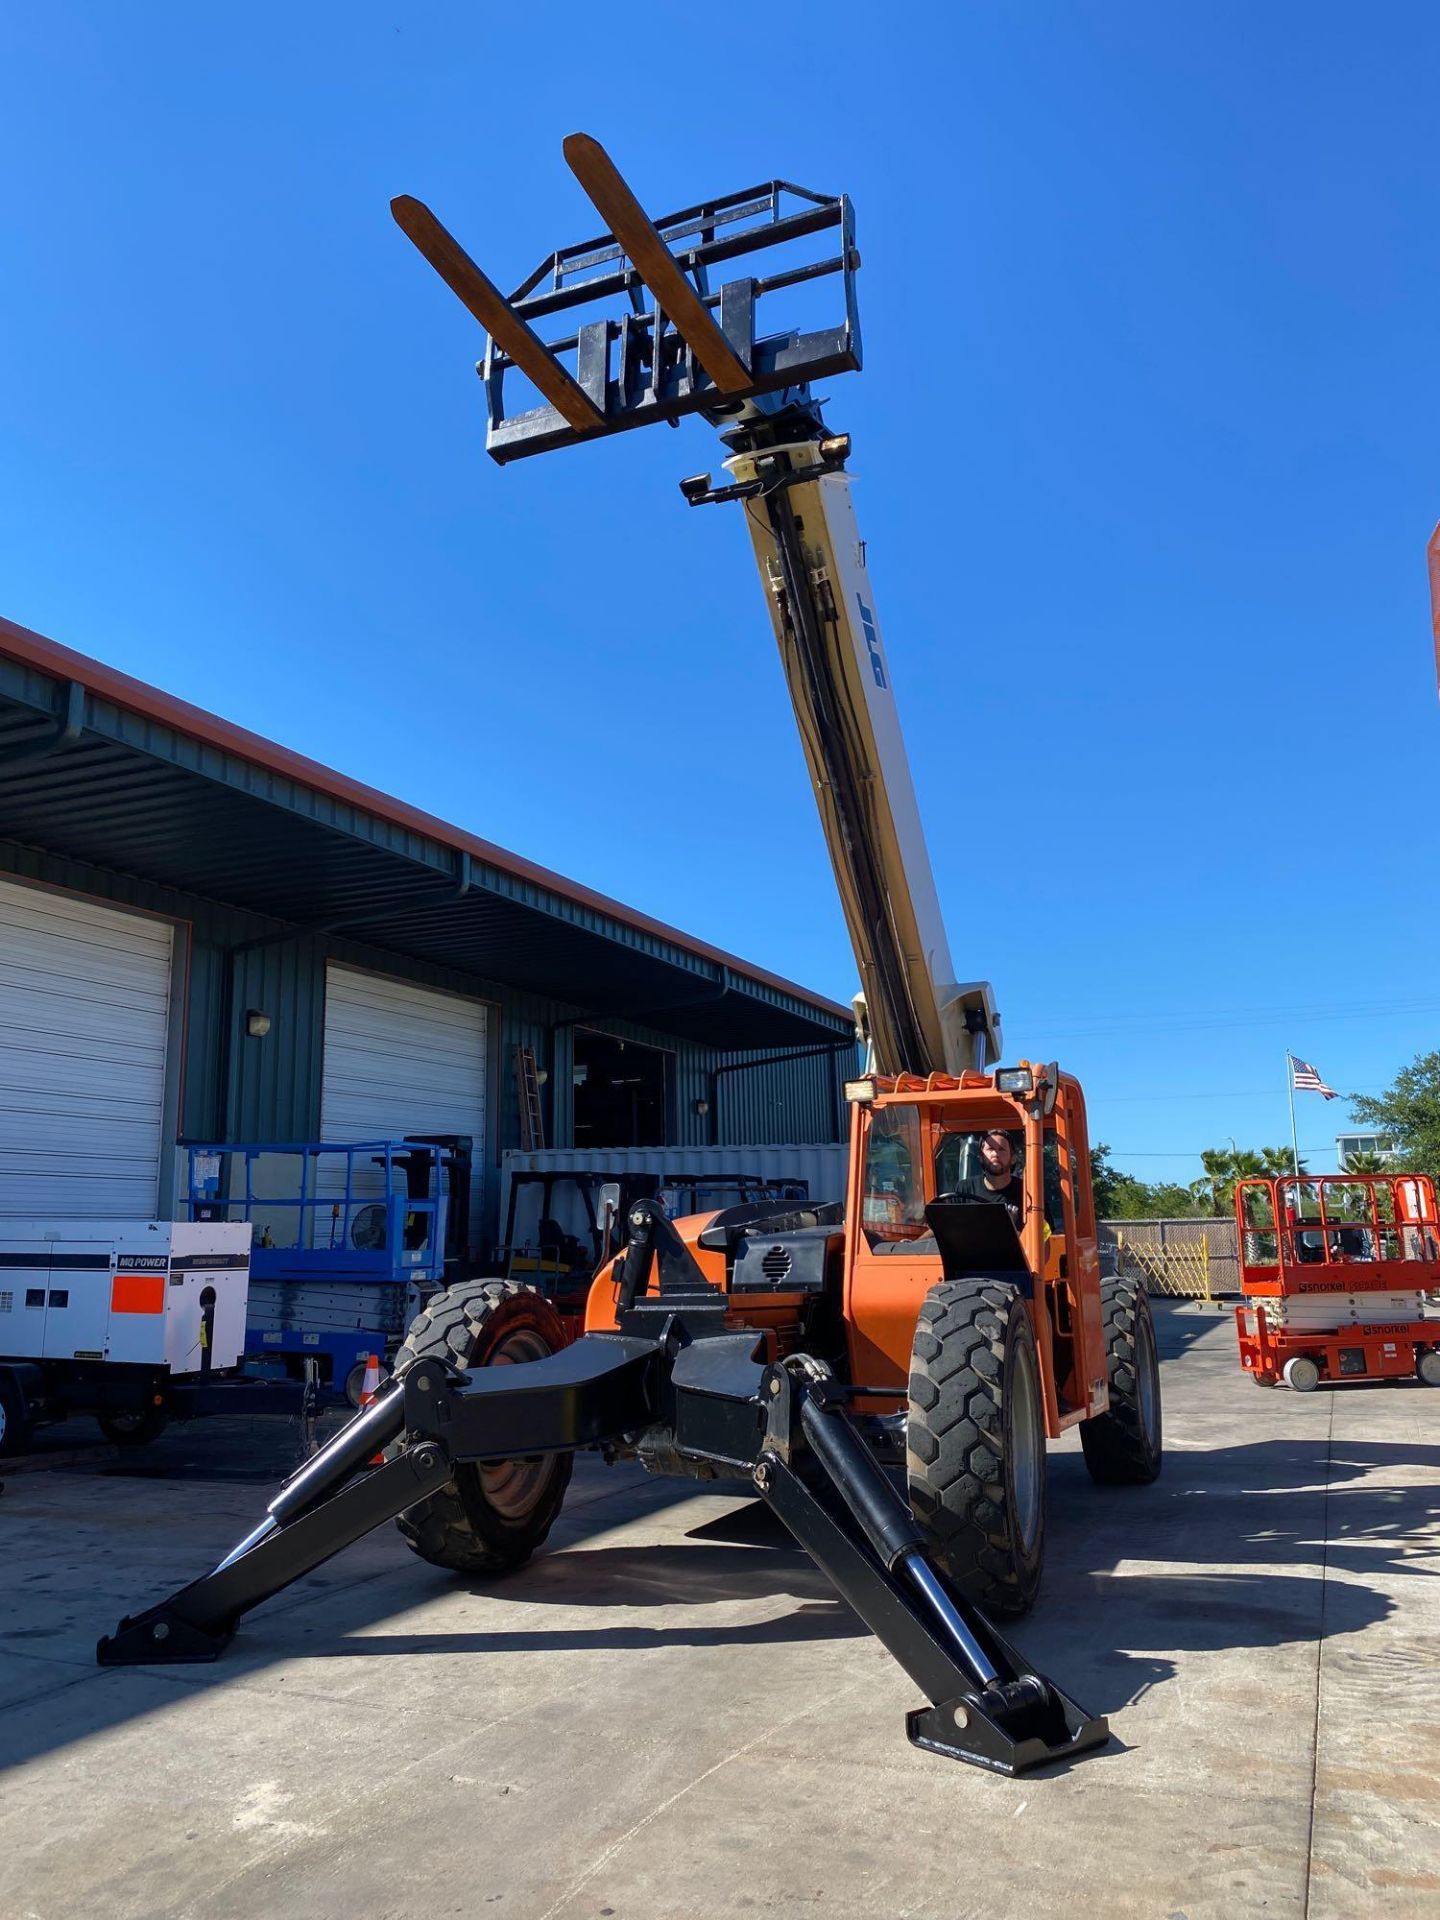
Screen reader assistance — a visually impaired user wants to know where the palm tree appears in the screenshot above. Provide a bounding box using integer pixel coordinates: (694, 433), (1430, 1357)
(1340, 1149), (1386, 1174)
(1189, 1147), (1234, 1215)
(1190, 1145), (1272, 1215)
(1259, 1146), (1309, 1179)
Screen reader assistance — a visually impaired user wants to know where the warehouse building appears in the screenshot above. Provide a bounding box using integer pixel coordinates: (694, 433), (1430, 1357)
(0, 616), (855, 1251)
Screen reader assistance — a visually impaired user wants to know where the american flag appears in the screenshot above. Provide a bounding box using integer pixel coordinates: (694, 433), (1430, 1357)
(1289, 1054), (1338, 1100)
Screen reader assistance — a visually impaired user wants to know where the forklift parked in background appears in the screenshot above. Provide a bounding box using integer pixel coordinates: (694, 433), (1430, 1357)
(495, 1167), (810, 1331)
(104, 137), (1162, 1777)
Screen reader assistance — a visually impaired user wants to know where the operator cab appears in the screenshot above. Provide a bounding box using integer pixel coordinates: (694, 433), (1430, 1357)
(850, 1067), (1103, 1427)
(861, 1099), (1076, 1277)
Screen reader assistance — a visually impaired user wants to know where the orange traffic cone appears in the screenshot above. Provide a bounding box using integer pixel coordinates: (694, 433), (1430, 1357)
(358, 1353), (385, 1465)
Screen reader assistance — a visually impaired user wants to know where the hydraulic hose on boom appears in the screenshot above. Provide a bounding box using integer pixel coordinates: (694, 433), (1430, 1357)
(681, 417), (1000, 1077)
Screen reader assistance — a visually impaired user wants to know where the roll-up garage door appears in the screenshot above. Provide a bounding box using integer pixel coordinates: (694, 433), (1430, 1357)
(0, 878), (174, 1217)
(320, 965), (488, 1231)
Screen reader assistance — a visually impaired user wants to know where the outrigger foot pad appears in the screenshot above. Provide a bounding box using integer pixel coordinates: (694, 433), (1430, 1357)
(98, 1605), (233, 1667)
(908, 1673), (1109, 1776)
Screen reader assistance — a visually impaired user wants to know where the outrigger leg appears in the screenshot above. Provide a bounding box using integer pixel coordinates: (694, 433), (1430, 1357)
(99, 1211), (1107, 1776)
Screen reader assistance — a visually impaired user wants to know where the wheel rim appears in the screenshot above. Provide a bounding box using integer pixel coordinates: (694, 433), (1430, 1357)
(0, 1399), (7, 1444)
(477, 1325), (558, 1521)
(1010, 1343), (1043, 1553)
(1137, 1308), (1160, 1446)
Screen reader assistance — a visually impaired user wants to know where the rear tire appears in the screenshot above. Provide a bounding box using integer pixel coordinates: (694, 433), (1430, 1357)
(1418, 1349), (1440, 1387)
(1081, 1275), (1163, 1485)
(907, 1278), (1047, 1619)
(393, 1279), (572, 1576)
(97, 1404), (169, 1448)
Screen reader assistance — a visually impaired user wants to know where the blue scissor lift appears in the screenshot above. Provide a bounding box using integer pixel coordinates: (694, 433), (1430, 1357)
(184, 1140), (455, 1404)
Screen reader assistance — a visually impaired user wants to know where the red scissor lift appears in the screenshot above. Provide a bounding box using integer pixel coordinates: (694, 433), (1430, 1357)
(1235, 1172), (1440, 1390)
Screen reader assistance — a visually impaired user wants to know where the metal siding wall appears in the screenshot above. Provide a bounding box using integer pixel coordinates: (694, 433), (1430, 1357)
(225, 939), (325, 1143)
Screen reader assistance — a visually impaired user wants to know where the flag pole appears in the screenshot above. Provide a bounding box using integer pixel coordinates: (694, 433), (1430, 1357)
(1285, 1052), (1300, 1178)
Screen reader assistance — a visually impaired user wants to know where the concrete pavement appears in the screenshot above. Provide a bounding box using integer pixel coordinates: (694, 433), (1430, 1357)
(1, 1304), (1437, 1919)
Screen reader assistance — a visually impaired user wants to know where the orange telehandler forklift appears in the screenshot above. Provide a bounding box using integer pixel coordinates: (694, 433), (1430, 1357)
(100, 138), (1163, 1776)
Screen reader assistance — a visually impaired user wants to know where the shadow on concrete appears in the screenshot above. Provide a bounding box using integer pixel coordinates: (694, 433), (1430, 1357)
(1048, 1436), (1440, 1585)
(1149, 1300), (1239, 1359)
(4, 1378), (1431, 1777)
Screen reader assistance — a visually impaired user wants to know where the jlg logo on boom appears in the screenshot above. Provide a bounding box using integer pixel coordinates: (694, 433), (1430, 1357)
(858, 599), (887, 689)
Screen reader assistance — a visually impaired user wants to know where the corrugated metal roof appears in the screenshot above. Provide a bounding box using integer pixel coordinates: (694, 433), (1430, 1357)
(0, 617), (852, 1051)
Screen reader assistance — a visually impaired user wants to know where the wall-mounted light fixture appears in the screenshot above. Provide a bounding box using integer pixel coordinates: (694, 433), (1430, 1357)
(245, 1009), (272, 1039)
(692, 1098), (710, 1117)
(535, 1068), (549, 1086)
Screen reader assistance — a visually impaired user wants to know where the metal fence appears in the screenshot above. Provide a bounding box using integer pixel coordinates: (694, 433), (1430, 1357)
(1099, 1217), (1239, 1300)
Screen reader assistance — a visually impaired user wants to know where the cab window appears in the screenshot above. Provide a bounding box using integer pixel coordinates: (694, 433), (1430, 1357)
(934, 1130), (978, 1194)
(862, 1105), (928, 1245)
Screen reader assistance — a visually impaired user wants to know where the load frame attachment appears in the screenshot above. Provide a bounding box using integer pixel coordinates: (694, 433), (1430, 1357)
(100, 1201), (1106, 1776)
(391, 132), (860, 461)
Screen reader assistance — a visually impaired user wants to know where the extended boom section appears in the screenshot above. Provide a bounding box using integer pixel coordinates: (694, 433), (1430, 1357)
(100, 1205), (1105, 1776)
(691, 421), (1000, 1076)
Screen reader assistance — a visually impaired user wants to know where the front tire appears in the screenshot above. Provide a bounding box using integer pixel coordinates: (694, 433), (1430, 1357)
(1080, 1275), (1163, 1484)
(907, 1278), (1047, 1618)
(393, 1279), (572, 1576)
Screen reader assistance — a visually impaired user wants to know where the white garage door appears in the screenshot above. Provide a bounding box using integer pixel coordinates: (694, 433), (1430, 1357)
(0, 878), (174, 1217)
(321, 965), (487, 1228)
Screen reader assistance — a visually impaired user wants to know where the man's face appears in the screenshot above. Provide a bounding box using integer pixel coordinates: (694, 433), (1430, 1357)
(980, 1132), (1015, 1178)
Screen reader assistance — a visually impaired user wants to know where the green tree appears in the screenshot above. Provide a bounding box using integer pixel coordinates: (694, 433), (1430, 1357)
(1098, 1169), (1209, 1220)
(1349, 1052), (1440, 1176)
(1259, 1146), (1309, 1179)
(1339, 1149), (1387, 1174)
(1189, 1147), (1259, 1216)
(1089, 1142), (1123, 1216)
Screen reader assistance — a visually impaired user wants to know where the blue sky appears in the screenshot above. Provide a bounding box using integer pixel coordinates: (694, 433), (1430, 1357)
(2, 3), (1436, 1179)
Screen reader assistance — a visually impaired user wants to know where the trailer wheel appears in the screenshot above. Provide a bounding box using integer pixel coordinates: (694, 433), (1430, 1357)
(0, 1372), (33, 1458)
(907, 1278), (1046, 1619)
(392, 1279), (572, 1576)
(97, 1404), (170, 1448)
(1080, 1275), (1164, 1485)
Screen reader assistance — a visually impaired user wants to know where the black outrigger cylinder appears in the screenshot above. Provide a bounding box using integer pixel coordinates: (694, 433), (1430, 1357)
(100, 1206), (1106, 1777)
